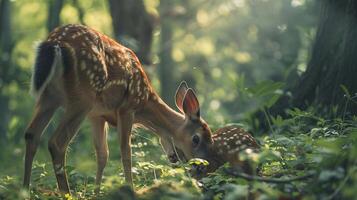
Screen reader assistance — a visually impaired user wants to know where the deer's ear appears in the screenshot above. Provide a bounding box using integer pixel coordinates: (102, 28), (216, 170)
(183, 88), (200, 120)
(175, 81), (189, 113)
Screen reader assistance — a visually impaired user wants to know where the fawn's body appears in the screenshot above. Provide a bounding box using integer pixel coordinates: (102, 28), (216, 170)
(24, 24), (213, 193)
(190, 125), (260, 178)
(208, 125), (260, 173)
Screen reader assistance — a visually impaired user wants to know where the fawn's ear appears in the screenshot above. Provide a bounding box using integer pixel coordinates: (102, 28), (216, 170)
(175, 81), (189, 113)
(183, 88), (200, 120)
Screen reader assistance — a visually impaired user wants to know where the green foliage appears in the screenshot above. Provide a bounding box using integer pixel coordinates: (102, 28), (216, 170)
(246, 80), (284, 108)
(1, 110), (356, 199)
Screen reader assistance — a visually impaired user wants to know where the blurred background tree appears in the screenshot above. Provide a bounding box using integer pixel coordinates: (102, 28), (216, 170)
(257, 0), (357, 130)
(0, 0), (14, 143)
(108, 0), (155, 65)
(158, 0), (175, 105)
(47, 0), (64, 32)
(290, 0), (357, 115)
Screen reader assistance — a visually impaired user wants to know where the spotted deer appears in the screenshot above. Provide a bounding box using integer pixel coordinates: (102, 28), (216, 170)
(23, 24), (213, 193)
(190, 125), (260, 178)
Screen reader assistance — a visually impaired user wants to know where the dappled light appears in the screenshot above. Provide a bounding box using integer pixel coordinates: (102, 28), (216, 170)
(0, 0), (356, 199)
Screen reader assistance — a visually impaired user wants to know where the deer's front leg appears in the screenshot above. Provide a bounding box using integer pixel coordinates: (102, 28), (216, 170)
(117, 110), (134, 188)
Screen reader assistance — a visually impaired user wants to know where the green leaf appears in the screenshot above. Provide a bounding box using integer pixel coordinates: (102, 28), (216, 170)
(247, 80), (285, 97)
(188, 158), (209, 166)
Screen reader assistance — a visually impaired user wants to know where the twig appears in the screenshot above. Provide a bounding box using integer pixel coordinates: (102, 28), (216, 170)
(171, 137), (193, 179)
(224, 168), (315, 184)
(153, 168), (157, 180)
(262, 107), (275, 135)
(170, 137), (184, 164)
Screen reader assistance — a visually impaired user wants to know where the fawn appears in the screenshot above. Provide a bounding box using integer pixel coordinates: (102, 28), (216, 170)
(190, 125), (260, 178)
(23, 24), (213, 193)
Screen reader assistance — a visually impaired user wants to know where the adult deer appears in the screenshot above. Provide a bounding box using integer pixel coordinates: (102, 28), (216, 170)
(23, 24), (213, 193)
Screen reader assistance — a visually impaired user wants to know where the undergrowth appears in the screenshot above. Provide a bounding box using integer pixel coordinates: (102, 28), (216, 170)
(0, 109), (356, 200)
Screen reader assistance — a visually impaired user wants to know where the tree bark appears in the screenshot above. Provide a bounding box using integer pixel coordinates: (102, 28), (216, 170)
(291, 0), (357, 115)
(108, 0), (154, 65)
(255, 0), (357, 131)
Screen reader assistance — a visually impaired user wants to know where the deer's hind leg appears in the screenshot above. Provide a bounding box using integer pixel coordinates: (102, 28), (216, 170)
(23, 90), (60, 188)
(48, 104), (90, 193)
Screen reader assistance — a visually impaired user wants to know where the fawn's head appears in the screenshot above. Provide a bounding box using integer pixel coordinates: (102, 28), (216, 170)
(173, 82), (213, 161)
(189, 125), (260, 178)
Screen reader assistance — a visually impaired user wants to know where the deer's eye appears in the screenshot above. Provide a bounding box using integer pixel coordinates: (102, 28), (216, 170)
(192, 135), (200, 147)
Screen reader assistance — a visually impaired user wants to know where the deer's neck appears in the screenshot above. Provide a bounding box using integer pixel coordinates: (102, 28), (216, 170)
(135, 95), (185, 140)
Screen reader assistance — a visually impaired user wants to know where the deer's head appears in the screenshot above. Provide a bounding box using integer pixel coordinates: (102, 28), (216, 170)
(170, 82), (213, 162)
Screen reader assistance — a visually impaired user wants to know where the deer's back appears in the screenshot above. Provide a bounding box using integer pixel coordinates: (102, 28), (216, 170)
(45, 24), (153, 114)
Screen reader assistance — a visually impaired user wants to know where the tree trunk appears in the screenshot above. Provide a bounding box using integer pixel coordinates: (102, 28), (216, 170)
(158, 0), (175, 106)
(291, 0), (357, 115)
(108, 0), (154, 65)
(255, 0), (357, 131)
(0, 0), (12, 143)
(47, 0), (64, 32)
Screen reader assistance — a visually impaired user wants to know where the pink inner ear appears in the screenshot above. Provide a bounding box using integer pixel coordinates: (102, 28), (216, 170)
(175, 82), (188, 113)
(183, 89), (200, 117)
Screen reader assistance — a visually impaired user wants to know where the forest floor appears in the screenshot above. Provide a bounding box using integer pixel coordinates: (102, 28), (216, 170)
(0, 109), (356, 200)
